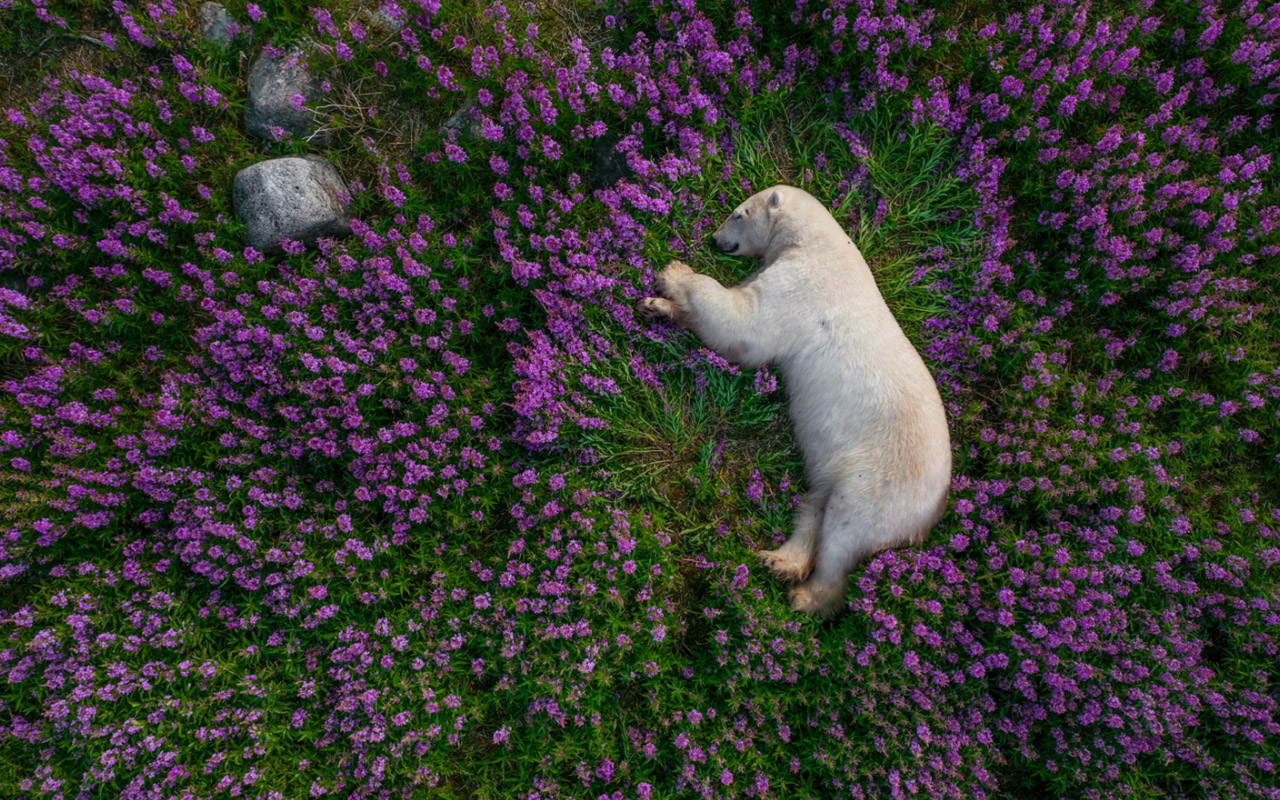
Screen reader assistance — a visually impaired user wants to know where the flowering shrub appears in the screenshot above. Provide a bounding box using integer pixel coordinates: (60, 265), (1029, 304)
(0, 0), (1277, 798)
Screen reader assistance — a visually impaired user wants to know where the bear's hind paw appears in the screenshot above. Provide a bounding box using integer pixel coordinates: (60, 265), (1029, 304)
(757, 548), (812, 583)
(788, 583), (845, 618)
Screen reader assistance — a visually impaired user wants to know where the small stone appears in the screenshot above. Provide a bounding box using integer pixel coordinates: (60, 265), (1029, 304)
(587, 134), (635, 190)
(0, 273), (33, 301)
(198, 2), (238, 47)
(245, 48), (329, 144)
(232, 156), (351, 253)
(365, 3), (404, 37)
(439, 98), (484, 140)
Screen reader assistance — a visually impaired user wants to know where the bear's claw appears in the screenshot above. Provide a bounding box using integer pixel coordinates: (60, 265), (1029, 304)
(636, 297), (672, 320)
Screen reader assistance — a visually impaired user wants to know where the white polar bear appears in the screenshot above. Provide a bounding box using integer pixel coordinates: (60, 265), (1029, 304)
(638, 185), (951, 616)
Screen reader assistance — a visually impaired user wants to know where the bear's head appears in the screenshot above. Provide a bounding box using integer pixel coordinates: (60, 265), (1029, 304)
(710, 185), (794, 258)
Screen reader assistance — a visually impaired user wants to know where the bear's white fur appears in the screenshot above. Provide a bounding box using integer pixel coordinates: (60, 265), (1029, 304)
(638, 185), (951, 616)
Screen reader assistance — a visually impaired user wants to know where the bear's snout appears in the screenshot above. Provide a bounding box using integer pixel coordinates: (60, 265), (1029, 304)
(711, 235), (738, 254)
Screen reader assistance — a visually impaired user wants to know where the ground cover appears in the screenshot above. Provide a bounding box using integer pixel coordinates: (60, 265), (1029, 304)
(0, 0), (1276, 798)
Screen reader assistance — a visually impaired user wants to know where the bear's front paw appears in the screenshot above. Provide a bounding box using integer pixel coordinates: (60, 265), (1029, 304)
(636, 296), (675, 320)
(654, 260), (695, 299)
(757, 548), (812, 583)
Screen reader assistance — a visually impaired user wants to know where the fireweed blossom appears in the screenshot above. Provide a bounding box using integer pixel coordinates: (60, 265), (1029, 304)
(0, 1), (1276, 799)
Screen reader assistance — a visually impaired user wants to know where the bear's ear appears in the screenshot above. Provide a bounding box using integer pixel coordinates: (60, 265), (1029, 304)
(767, 189), (783, 211)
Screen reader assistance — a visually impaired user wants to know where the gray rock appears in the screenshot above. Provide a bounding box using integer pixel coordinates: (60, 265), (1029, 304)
(198, 2), (239, 47)
(439, 98), (484, 140)
(232, 156), (351, 253)
(365, 3), (404, 37)
(0, 271), (33, 299)
(587, 134), (634, 189)
(245, 48), (329, 143)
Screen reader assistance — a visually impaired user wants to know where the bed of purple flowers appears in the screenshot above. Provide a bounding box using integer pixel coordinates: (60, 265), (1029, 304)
(0, 0), (1277, 797)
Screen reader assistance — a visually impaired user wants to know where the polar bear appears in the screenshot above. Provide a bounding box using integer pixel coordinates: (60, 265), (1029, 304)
(638, 185), (951, 616)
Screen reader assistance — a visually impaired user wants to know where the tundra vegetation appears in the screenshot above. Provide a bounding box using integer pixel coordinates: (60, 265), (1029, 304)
(0, 1), (1276, 798)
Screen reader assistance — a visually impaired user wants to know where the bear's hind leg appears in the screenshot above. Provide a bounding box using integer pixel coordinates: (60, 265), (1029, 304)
(757, 491), (826, 583)
(789, 488), (878, 617)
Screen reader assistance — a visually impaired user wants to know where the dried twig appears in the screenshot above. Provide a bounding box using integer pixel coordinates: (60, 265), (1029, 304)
(24, 32), (107, 60)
